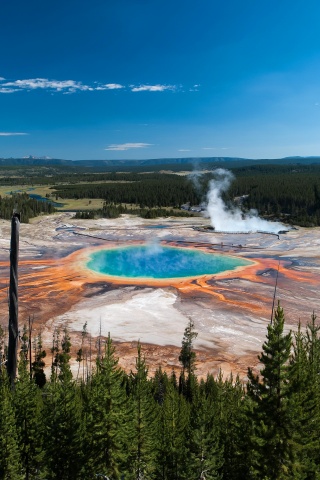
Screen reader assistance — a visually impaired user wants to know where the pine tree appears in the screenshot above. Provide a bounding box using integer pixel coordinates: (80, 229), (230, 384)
(217, 373), (251, 479)
(179, 319), (198, 401)
(0, 375), (23, 479)
(32, 332), (46, 388)
(14, 347), (45, 479)
(83, 333), (132, 479)
(187, 385), (223, 480)
(304, 313), (320, 470)
(43, 330), (84, 479)
(154, 380), (190, 480)
(247, 302), (293, 479)
(288, 314), (320, 477)
(128, 343), (158, 479)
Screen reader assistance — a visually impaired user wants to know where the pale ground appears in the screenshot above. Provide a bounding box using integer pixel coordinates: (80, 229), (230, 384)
(1, 212), (320, 378)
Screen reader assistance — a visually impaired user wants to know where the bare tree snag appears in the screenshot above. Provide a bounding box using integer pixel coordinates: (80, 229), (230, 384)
(7, 212), (20, 385)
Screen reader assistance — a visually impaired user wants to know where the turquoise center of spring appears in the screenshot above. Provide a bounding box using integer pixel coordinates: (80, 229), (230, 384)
(86, 245), (251, 279)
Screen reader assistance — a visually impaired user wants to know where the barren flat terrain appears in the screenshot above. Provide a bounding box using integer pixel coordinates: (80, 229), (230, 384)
(1, 212), (320, 378)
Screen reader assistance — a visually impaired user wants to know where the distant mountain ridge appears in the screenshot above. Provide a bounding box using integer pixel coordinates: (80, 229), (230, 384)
(1, 156), (320, 167)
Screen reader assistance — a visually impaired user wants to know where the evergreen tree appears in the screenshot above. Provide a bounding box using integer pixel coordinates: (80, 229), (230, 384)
(247, 302), (293, 479)
(32, 332), (46, 388)
(128, 343), (158, 479)
(0, 375), (23, 479)
(43, 330), (84, 479)
(209, 371), (250, 480)
(187, 384), (223, 480)
(14, 347), (45, 479)
(83, 334), (132, 479)
(154, 380), (190, 480)
(288, 315), (320, 477)
(179, 319), (198, 401)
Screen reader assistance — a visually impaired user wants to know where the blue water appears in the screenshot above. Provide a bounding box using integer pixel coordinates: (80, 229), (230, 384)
(6, 188), (64, 207)
(86, 245), (251, 279)
(28, 194), (64, 207)
(145, 225), (169, 229)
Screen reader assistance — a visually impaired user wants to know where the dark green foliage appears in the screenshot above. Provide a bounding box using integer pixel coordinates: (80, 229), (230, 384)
(179, 320), (198, 401)
(226, 165), (320, 226)
(247, 303), (293, 479)
(14, 355), (44, 479)
(2, 305), (320, 477)
(4, 161), (320, 224)
(43, 330), (84, 480)
(82, 334), (131, 479)
(52, 173), (201, 209)
(0, 193), (56, 222)
(154, 381), (190, 480)
(187, 386), (223, 479)
(74, 203), (192, 220)
(32, 332), (46, 388)
(128, 343), (158, 479)
(288, 314), (320, 477)
(0, 376), (23, 479)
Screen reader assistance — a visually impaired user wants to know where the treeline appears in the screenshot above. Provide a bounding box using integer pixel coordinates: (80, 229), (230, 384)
(0, 170), (190, 186)
(74, 203), (192, 220)
(0, 193), (56, 223)
(3, 163), (320, 225)
(50, 165), (320, 225)
(226, 167), (320, 226)
(1, 305), (320, 479)
(52, 175), (201, 209)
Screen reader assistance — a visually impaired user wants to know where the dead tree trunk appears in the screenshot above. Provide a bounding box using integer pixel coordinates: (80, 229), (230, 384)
(7, 213), (20, 385)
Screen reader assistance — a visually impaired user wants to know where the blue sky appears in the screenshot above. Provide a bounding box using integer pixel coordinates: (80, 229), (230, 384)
(1, 0), (320, 160)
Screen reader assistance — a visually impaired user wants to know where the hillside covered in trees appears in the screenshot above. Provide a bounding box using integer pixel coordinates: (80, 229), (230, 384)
(1, 304), (320, 479)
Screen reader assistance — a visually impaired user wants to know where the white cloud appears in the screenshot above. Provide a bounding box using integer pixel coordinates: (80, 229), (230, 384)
(178, 149), (191, 152)
(0, 88), (19, 93)
(0, 132), (28, 136)
(0, 78), (124, 94)
(1, 78), (94, 93)
(131, 84), (175, 92)
(0, 77), (178, 94)
(95, 83), (124, 91)
(105, 142), (153, 151)
(103, 83), (124, 90)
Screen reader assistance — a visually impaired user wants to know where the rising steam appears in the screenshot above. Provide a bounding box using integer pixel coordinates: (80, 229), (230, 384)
(204, 169), (286, 234)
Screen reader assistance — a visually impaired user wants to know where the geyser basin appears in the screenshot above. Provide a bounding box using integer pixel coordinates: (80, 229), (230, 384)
(86, 245), (252, 280)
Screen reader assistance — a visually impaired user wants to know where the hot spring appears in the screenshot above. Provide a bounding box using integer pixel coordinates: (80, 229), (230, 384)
(86, 244), (252, 280)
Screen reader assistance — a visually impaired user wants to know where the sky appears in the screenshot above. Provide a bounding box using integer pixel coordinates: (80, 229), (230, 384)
(1, 0), (320, 160)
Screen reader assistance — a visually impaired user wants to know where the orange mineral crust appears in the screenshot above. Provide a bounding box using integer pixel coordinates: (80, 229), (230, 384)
(0, 214), (320, 377)
(0, 242), (308, 319)
(2, 245), (313, 316)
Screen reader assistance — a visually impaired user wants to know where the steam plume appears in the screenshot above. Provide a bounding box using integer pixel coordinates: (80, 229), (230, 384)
(205, 169), (286, 233)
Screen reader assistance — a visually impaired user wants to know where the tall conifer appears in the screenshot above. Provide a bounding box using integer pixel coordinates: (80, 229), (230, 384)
(0, 375), (23, 479)
(247, 302), (293, 478)
(83, 333), (131, 479)
(128, 343), (158, 479)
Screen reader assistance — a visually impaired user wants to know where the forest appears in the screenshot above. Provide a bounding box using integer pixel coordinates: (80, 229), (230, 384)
(0, 304), (320, 479)
(50, 173), (201, 209)
(2, 163), (320, 225)
(0, 193), (56, 222)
